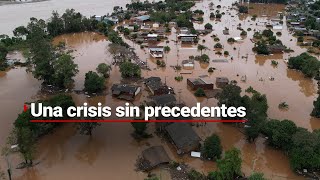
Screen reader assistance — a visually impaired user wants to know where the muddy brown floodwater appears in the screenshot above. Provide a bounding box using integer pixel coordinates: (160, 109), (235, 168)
(0, 0), (320, 179)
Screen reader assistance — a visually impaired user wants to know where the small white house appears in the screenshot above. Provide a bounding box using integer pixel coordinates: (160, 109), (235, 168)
(147, 34), (158, 41)
(153, 23), (160, 28)
(149, 46), (164, 58)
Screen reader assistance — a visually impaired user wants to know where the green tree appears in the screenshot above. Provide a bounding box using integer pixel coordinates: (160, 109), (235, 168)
(131, 122), (147, 135)
(202, 134), (222, 160)
(248, 172), (266, 180)
(204, 23), (213, 30)
(84, 71), (105, 94)
(53, 53), (79, 88)
(208, 148), (242, 180)
(77, 120), (101, 136)
(216, 84), (243, 108)
(261, 119), (297, 150)
(197, 44), (207, 55)
(119, 61), (141, 78)
(240, 30), (247, 36)
(27, 18), (55, 84)
(289, 128), (320, 170)
(227, 38), (235, 43)
(214, 43), (222, 48)
(16, 127), (35, 165)
(0, 43), (8, 71)
(97, 22), (107, 33)
(242, 91), (268, 142)
(164, 46), (171, 52)
(297, 36), (304, 42)
(238, 6), (249, 13)
(47, 11), (64, 36)
(254, 41), (269, 55)
(176, 12), (193, 28)
(194, 88), (206, 97)
(288, 53), (320, 78)
(96, 63), (111, 78)
(13, 26), (29, 38)
(210, 13), (215, 18)
(311, 95), (320, 117)
(188, 169), (206, 180)
(262, 29), (274, 38)
(199, 54), (210, 63)
(216, 13), (222, 19)
(61, 9), (84, 33)
(123, 28), (130, 36)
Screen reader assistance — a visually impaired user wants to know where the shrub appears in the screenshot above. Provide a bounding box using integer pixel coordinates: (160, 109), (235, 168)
(204, 23), (213, 30)
(175, 75), (183, 81)
(202, 134), (222, 160)
(240, 30), (247, 36)
(194, 88), (206, 97)
(227, 38), (236, 43)
(216, 13), (222, 19)
(164, 46), (171, 52)
(208, 67), (215, 72)
(214, 43), (223, 48)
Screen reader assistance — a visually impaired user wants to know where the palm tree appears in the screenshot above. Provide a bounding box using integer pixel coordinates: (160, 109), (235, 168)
(197, 44), (207, 55)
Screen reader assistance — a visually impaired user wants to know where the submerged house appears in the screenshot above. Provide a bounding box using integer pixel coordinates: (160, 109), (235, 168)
(182, 59), (195, 68)
(140, 146), (171, 171)
(187, 78), (214, 90)
(147, 34), (158, 41)
(181, 37), (195, 43)
(165, 123), (201, 154)
(111, 84), (141, 101)
(149, 46), (164, 58)
(153, 94), (177, 106)
(216, 77), (229, 88)
(178, 34), (198, 43)
(145, 77), (174, 96)
(267, 44), (286, 53)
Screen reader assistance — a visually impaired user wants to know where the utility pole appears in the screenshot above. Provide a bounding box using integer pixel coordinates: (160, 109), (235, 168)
(164, 76), (167, 85)
(178, 89), (182, 104)
(5, 154), (12, 180)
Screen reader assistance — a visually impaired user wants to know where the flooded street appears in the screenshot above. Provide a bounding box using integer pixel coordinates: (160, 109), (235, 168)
(0, 0), (319, 179)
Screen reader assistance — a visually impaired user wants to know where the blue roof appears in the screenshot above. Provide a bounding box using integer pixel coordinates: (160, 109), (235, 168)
(135, 15), (150, 21)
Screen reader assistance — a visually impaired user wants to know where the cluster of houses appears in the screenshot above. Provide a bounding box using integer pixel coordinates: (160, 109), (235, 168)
(98, 7), (233, 171)
(286, 3), (320, 39)
(187, 77), (229, 91)
(137, 76), (230, 171)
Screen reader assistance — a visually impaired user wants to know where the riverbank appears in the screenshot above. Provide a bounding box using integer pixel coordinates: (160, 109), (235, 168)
(0, 0), (48, 6)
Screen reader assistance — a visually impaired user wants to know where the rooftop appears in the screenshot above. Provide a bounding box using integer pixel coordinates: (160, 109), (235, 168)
(134, 15), (150, 21)
(153, 94), (176, 106)
(141, 146), (170, 170)
(165, 123), (200, 150)
(111, 84), (140, 95)
(187, 78), (211, 85)
(216, 77), (229, 83)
